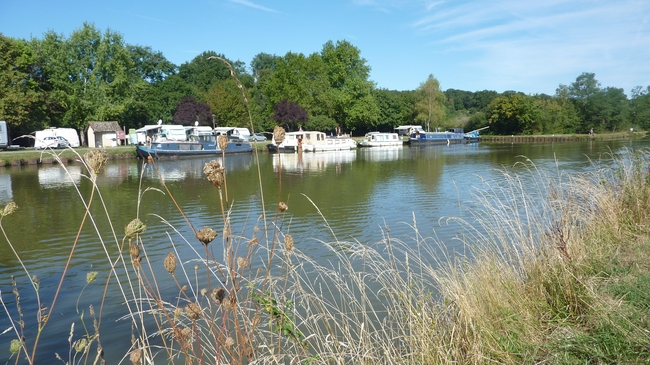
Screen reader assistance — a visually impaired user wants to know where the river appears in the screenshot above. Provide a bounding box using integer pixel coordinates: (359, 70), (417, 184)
(1, 139), (648, 363)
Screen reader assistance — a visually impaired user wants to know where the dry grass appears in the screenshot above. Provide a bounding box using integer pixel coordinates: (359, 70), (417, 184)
(3, 65), (650, 364)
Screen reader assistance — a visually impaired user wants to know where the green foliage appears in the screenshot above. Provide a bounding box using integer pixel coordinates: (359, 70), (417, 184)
(415, 74), (446, 131)
(488, 93), (541, 134)
(1, 22), (646, 140)
(251, 289), (306, 347)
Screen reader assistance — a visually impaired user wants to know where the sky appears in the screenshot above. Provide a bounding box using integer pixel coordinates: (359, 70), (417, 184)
(2, 0), (649, 96)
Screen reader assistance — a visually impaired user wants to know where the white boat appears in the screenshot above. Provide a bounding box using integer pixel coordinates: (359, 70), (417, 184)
(358, 131), (403, 147)
(268, 131), (357, 152)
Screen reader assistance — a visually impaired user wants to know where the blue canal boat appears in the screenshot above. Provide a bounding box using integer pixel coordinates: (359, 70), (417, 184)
(135, 134), (252, 159)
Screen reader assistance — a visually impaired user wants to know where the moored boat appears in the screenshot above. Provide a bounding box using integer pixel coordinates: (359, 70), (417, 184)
(358, 131), (404, 147)
(136, 134), (252, 159)
(408, 127), (466, 145)
(267, 130), (357, 153)
(463, 126), (489, 142)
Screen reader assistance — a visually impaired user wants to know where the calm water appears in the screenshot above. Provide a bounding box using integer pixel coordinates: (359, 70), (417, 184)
(1, 139), (649, 362)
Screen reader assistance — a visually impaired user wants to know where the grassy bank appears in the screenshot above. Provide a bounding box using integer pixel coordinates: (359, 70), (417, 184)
(0, 142), (271, 167)
(2, 140), (650, 364)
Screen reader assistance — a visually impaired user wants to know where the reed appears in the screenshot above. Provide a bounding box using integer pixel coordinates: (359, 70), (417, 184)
(2, 85), (650, 363)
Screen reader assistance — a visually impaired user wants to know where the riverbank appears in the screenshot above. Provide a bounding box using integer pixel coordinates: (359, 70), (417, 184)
(2, 142), (650, 363)
(0, 142), (271, 167)
(481, 130), (647, 142)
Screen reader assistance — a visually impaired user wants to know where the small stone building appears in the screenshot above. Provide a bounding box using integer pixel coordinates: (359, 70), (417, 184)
(86, 121), (125, 148)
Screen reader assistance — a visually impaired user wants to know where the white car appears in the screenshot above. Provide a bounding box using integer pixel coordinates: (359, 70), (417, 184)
(38, 136), (70, 149)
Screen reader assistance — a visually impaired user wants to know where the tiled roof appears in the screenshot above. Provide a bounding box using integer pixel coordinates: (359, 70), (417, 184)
(88, 121), (123, 132)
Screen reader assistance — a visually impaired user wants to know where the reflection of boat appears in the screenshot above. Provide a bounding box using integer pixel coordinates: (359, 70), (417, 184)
(139, 154), (254, 181)
(272, 150), (357, 174)
(357, 146), (403, 162)
(408, 127), (466, 145)
(38, 165), (82, 188)
(358, 132), (404, 147)
(268, 131), (357, 153)
(136, 134), (253, 159)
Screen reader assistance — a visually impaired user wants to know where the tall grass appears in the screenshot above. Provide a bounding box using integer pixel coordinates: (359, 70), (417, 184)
(3, 75), (650, 363)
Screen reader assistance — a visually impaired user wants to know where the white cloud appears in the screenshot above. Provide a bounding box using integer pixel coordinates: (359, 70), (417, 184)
(228, 0), (280, 13)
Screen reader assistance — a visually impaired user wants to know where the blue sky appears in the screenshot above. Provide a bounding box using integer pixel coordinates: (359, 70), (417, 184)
(2, 0), (649, 96)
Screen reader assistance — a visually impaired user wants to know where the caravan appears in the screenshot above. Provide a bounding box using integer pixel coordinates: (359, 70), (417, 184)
(34, 128), (80, 149)
(214, 127), (251, 142)
(0, 121), (9, 149)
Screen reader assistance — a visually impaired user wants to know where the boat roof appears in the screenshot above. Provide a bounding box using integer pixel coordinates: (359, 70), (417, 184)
(135, 125), (161, 133)
(394, 125), (422, 131)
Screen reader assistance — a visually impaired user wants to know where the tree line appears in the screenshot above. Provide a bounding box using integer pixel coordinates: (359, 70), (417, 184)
(1, 23), (649, 145)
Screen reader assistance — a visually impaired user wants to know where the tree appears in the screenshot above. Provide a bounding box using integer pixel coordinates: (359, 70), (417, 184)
(178, 51), (244, 93)
(0, 34), (47, 136)
(630, 86), (650, 129)
(320, 40), (379, 132)
(415, 74), (446, 131)
(251, 52), (281, 83)
(172, 96), (211, 126)
(487, 93), (541, 135)
(585, 87), (629, 132)
(144, 74), (195, 124)
(127, 45), (177, 84)
(204, 79), (248, 127)
(262, 51), (330, 119)
(272, 99), (308, 131)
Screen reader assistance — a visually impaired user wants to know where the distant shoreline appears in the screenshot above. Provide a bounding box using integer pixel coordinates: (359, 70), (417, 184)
(0, 133), (645, 167)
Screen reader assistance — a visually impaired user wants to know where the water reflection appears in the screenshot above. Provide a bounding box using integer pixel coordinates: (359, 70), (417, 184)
(272, 150), (357, 176)
(38, 165), (82, 188)
(357, 146), (404, 162)
(1, 139), (649, 363)
(0, 173), (12, 204)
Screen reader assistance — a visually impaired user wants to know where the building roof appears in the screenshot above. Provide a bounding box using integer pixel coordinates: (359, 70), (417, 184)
(88, 121), (123, 133)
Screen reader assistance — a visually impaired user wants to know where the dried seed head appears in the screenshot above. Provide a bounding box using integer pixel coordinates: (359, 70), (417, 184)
(252, 314), (261, 328)
(2, 202), (18, 217)
(174, 307), (183, 320)
(225, 337), (235, 347)
(278, 202), (288, 212)
(125, 218), (146, 240)
(284, 234), (294, 252)
(74, 338), (88, 353)
(273, 126), (286, 145)
(164, 252), (177, 275)
(237, 256), (248, 269)
(253, 225), (259, 234)
(196, 227), (218, 245)
(129, 243), (140, 260)
(32, 275), (40, 291)
(203, 160), (225, 189)
(212, 288), (226, 305)
(83, 149), (108, 174)
(10, 339), (22, 354)
(181, 327), (192, 340)
(200, 288), (208, 296)
(248, 237), (259, 246)
(129, 348), (142, 365)
(86, 271), (98, 284)
(217, 135), (229, 151)
(185, 302), (201, 321)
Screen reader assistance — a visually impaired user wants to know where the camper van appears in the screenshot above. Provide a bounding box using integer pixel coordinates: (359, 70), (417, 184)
(214, 127), (251, 142)
(34, 128), (80, 149)
(0, 121), (9, 149)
